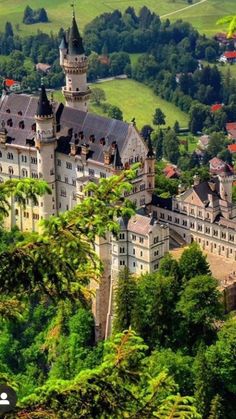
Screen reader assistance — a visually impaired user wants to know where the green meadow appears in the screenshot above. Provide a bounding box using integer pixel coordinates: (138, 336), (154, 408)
(54, 79), (189, 129)
(0, 0), (232, 36)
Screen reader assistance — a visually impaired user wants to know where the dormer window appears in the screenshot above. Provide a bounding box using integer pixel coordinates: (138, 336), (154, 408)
(19, 121), (25, 129)
(7, 118), (13, 127)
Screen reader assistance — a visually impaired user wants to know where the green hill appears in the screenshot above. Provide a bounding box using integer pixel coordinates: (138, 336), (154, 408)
(0, 0), (232, 36)
(54, 79), (189, 129)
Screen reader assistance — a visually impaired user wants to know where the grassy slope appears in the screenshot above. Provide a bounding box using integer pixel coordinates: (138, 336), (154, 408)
(0, 0), (231, 36)
(54, 79), (189, 129)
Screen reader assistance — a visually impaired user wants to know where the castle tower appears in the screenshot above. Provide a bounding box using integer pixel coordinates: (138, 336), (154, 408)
(144, 134), (155, 196)
(218, 172), (234, 203)
(60, 13), (91, 112)
(35, 84), (57, 219)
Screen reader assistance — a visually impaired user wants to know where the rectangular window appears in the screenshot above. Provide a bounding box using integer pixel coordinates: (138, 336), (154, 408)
(65, 177), (68, 183)
(57, 159), (61, 166)
(21, 155), (27, 163)
(154, 237), (159, 244)
(57, 174), (61, 181)
(139, 237), (144, 244)
(33, 213), (39, 220)
(133, 249), (135, 255)
(120, 260), (125, 266)
(132, 234), (136, 241)
(154, 263), (158, 270)
(100, 172), (106, 178)
(89, 168), (95, 177)
(140, 251), (143, 257)
(120, 247), (125, 254)
(140, 183), (145, 191)
(133, 261), (136, 267)
(31, 157), (37, 164)
(66, 162), (72, 170)
(140, 264), (143, 270)
(119, 233), (125, 240)
(77, 165), (83, 172)
(72, 178), (76, 186)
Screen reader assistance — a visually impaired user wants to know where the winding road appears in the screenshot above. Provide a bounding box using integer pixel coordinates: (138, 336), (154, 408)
(160, 0), (208, 19)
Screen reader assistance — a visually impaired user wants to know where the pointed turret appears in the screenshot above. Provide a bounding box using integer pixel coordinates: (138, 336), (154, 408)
(68, 16), (85, 55)
(59, 33), (68, 51)
(36, 84), (53, 118)
(113, 145), (123, 169)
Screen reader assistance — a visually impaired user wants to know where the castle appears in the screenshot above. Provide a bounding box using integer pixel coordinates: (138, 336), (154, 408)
(0, 12), (236, 339)
(0, 14), (168, 339)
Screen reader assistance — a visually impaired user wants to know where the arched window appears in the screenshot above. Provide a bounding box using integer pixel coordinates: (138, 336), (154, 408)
(7, 118), (13, 127)
(19, 120), (25, 129)
(22, 168), (28, 177)
(8, 166), (13, 175)
(7, 152), (13, 160)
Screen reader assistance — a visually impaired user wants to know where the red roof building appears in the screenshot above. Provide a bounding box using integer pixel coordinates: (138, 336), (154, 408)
(223, 51), (236, 59)
(163, 165), (179, 179)
(226, 122), (236, 140)
(5, 79), (17, 87)
(211, 104), (222, 112)
(228, 144), (236, 154)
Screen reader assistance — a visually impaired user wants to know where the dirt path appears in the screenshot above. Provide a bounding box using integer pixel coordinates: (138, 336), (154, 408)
(160, 0), (208, 19)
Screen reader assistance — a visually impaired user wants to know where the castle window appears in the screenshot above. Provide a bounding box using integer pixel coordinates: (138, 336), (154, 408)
(22, 168), (28, 177)
(139, 237), (144, 243)
(6, 109), (10, 113)
(7, 118), (13, 127)
(190, 208), (194, 215)
(31, 172), (38, 178)
(119, 233), (125, 240)
(140, 183), (145, 191)
(213, 230), (218, 237)
(229, 234), (234, 241)
(0, 151), (2, 158)
(132, 234), (136, 241)
(154, 263), (158, 270)
(190, 222), (195, 228)
(23, 211), (29, 218)
(57, 174), (61, 181)
(8, 166), (13, 175)
(140, 251), (143, 257)
(168, 215), (172, 221)
(31, 157), (37, 164)
(100, 172), (106, 178)
(50, 169), (54, 175)
(19, 121), (25, 129)
(77, 165), (83, 172)
(33, 213), (39, 220)
(154, 250), (159, 256)
(66, 162), (72, 170)
(72, 178), (76, 186)
(175, 217), (179, 224)
(21, 155), (27, 163)
(182, 220), (187, 226)
(72, 192), (77, 200)
(7, 152), (13, 160)
(160, 213), (165, 219)
(60, 188), (66, 197)
(120, 247), (125, 254)
(120, 260), (125, 266)
(89, 168), (95, 177)
(205, 227), (210, 234)
(133, 262), (136, 267)
(15, 209), (18, 216)
(154, 236), (159, 244)
(57, 159), (61, 166)
(197, 224), (203, 232)
(133, 249), (135, 255)
(65, 176), (68, 183)
(221, 232), (226, 239)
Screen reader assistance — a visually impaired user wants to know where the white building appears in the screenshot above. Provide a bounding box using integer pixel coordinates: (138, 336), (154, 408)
(0, 13), (169, 340)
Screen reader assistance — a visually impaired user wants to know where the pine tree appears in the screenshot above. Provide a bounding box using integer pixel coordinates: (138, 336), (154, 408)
(38, 8), (49, 23)
(153, 108), (166, 126)
(5, 22), (13, 37)
(113, 267), (137, 333)
(23, 5), (34, 24)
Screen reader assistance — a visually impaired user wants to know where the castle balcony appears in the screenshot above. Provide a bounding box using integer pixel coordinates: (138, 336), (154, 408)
(63, 87), (91, 102)
(63, 58), (88, 74)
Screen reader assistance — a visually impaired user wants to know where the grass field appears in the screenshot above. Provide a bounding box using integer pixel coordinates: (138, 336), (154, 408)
(54, 79), (189, 129)
(0, 0), (232, 37)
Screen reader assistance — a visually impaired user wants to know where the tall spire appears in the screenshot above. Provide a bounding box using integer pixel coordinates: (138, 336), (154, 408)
(68, 13), (85, 55)
(36, 84), (53, 118)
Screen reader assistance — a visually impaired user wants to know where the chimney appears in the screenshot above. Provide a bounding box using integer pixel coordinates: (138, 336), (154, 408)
(0, 121), (7, 144)
(81, 143), (90, 159)
(70, 133), (79, 156)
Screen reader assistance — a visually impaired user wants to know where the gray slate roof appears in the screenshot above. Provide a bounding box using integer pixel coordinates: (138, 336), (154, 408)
(0, 93), (131, 164)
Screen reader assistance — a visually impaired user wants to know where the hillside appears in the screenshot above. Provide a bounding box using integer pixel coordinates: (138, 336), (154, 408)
(0, 0), (232, 36)
(54, 79), (189, 129)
